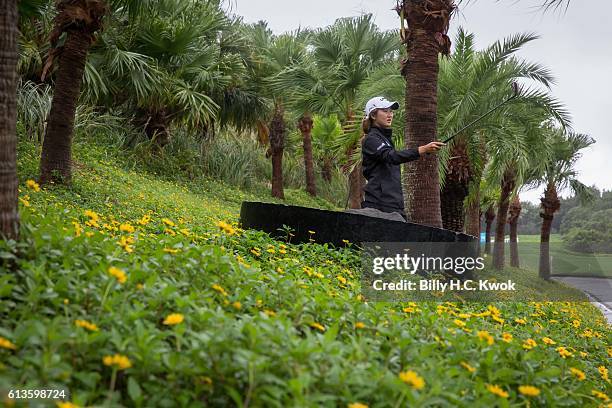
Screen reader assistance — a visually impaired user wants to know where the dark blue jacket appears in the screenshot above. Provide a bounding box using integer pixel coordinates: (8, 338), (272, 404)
(361, 126), (420, 210)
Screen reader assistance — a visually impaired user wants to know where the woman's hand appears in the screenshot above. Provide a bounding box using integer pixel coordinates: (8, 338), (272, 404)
(418, 141), (446, 155)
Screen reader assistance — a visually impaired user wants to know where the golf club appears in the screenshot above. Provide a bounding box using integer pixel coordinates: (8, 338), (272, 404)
(441, 81), (521, 144)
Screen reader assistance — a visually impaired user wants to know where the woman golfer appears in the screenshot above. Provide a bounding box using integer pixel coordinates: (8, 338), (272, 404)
(361, 97), (445, 221)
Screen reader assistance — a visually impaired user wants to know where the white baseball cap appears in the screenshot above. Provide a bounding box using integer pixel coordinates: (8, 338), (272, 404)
(364, 96), (400, 118)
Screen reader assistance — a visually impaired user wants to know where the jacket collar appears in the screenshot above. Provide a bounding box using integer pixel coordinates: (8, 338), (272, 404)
(370, 125), (393, 139)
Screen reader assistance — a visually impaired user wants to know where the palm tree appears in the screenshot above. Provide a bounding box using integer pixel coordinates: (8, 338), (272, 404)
(479, 185), (500, 256)
(525, 129), (594, 279)
(37, 0), (149, 184)
(437, 29), (568, 233)
(297, 114), (316, 196)
(272, 15), (399, 207)
(488, 107), (561, 269)
(264, 34), (308, 199)
(311, 115), (342, 183)
(484, 206), (495, 255)
(507, 194), (521, 267)
(397, 0), (456, 227)
(38, 0), (108, 184)
(0, 0), (20, 239)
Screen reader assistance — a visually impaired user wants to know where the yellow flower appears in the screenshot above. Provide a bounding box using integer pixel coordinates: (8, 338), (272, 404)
(217, 220), (236, 235)
(518, 385), (540, 397)
(84, 214), (100, 228)
(399, 370), (425, 390)
(607, 347), (612, 358)
(162, 218), (176, 227)
(263, 309), (276, 317)
(75, 319), (99, 332)
(592, 389), (610, 401)
(542, 337), (556, 345)
(491, 315), (505, 324)
(163, 248), (180, 254)
(310, 322), (325, 332)
(163, 313), (184, 325)
(26, 179), (41, 192)
(502, 332), (513, 343)
(72, 221), (82, 237)
(556, 346), (573, 358)
(460, 361), (476, 373)
(454, 319), (466, 328)
(337, 275), (347, 285)
(232, 301), (242, 310)
(108, 266), (127, 284)
(84, 210), (99, 222)
(348, 403), (368, 408)
(212, 284), (228, 296)
(56, 402), (81, 408)
(477, 330), (494, 345)
(0, 336), (17, 350)
(572, 319), (581, 328)
(119, 223), (135, 233)
(598, 366), (609, 382)
(136, 283), (144, 290)
(117, 236), (134, 253)
(137, 214), (151, 226)
(102, 354), (132, 370)
(523, 338), (537, 350)
(514, 318), (526, 324)
(355, 322), (366, 329)
(486, 384), (508, 398)
(569, 367), (586, 381)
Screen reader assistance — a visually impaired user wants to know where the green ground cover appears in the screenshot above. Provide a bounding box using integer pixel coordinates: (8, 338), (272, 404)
(512, 236), (612, 278)
(1, 139), (610, 407)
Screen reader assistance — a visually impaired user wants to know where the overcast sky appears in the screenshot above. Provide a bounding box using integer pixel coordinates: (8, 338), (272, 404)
(224, 0), (611, 204)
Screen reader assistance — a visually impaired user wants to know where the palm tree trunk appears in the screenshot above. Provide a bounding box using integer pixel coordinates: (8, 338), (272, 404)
(321, 158), (333, 183)
(342, 111), (363, 209)
(465, 188), (481, 253)
(484, 206), (495, 255)
(539, 183), (560, 280)
(508, 195), (522, 268)
(401, 0), (454, 228)
(348, 162), (363, 209)
(39, 30), (91, 185)
(493, 169), (516, 269)
(441, 139), (471, 232)
(269, 103), (285, 199)
(0, 0), (19, 239)
(465, 192), (480, 237)
(298, 114), (316, 196)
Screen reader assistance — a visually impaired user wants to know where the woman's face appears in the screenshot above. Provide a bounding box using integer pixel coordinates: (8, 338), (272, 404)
(373, 108), (394, 129)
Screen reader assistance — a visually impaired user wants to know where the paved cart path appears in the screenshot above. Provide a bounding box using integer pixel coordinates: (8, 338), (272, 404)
(552, 276), (612, 324)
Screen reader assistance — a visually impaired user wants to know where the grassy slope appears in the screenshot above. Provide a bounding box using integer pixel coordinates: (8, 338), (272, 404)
(1, 139), (610, 407)
(516, 236), (612, 278)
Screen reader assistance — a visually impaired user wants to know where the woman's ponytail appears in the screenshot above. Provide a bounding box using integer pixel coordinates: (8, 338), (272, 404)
(362, 109), (377, 134)
(361, 116), (371, 135)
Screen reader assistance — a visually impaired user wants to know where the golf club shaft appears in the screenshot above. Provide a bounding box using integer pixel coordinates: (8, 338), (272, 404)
(441, 94), (518, 144)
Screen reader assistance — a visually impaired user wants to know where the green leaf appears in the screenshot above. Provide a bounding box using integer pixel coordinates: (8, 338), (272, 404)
(128, 377), (142, 401)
